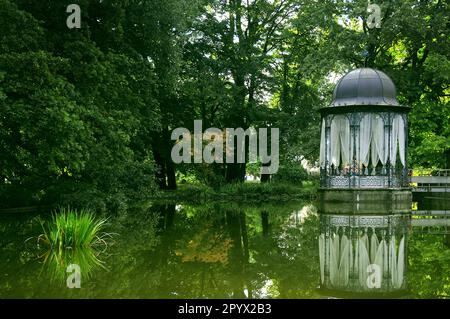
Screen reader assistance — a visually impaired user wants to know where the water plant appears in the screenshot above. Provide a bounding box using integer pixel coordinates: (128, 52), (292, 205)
(39, 207), (111, 249)
(40, 246), (105, 283)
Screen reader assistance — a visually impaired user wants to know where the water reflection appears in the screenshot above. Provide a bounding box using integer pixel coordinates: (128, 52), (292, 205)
(40, 247), (105, 284)
(318, 213), (409, 295)
(2, 200), (450, 298)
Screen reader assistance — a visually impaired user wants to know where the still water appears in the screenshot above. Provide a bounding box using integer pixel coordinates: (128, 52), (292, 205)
(1, 200), (450, 298)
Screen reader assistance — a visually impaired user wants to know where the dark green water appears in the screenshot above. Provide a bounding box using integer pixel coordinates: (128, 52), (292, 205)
(1, 200), (450, 298)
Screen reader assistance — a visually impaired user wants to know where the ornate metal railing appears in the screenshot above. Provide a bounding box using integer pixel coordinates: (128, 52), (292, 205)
(320, 166), (409, 189)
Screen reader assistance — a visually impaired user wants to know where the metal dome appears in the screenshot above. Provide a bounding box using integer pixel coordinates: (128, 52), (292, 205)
(330, 68), (399, 107)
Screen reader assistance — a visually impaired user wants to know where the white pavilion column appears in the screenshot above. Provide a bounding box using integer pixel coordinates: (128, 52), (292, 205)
(358, 114), (372, 175)
(320, 119), (326, 169)
(331, 116), (341, 170)
(325, 117), (331, 176)
(371, 114), (388, 174)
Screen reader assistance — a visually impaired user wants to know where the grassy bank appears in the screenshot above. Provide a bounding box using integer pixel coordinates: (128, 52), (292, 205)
(156, 181), (318, 203)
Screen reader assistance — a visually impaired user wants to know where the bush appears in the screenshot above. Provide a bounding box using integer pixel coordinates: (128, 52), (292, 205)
(272, 164), (309, 185)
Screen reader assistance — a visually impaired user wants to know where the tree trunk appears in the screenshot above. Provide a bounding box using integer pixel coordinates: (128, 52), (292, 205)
(166, 157), (177, 190)
(152, 127), (177, 190)
(152, 142), (167, 189)
(260, 163), (271, 183)
(261, 211), (269, 237)
(226, 163), (245, 182)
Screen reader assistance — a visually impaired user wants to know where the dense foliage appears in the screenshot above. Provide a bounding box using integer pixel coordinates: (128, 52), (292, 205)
(0, 0), (448, 209)
(0, 0), (162, 210)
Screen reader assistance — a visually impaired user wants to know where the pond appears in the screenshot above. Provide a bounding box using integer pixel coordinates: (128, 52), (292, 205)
(1, 199), (450, 298)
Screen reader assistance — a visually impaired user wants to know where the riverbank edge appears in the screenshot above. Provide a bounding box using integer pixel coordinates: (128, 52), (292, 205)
(154, 182), (318, 203)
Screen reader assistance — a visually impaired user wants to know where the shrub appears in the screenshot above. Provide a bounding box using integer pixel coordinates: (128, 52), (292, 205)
(272, 164), (309, 185)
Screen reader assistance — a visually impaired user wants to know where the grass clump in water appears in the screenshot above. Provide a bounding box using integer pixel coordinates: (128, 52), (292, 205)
(39, 207), (110, 249)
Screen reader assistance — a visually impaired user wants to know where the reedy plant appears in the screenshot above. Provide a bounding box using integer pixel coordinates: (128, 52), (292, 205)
(39, 207), (112, 249)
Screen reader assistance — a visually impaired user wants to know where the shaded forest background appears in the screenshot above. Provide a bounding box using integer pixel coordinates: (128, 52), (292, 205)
(0, 0), (449, 211)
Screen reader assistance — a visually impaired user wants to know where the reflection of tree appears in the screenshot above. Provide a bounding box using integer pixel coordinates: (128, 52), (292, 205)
(212, 204), (321, 298)
(136, 203), (257, 298)
(176, 223), (232, 264)
(226, 210), (250, 298)
(0, 214), (45, 298)
(148, 203), (176, 297)
(167, 202), (322, 299)
(75, 205), (162, 298)
(157, 203), (176, 266)
(1, 202), (323, 298)
(408, 233), (450, 298)
(251, 205), (320, 298)
(261, 211), (270, 237)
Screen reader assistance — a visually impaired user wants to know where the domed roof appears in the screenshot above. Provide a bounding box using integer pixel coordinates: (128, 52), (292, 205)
(330, 68), (399, 107)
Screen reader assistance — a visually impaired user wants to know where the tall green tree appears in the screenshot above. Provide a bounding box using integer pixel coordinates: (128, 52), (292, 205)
(0, 0), (161, 210)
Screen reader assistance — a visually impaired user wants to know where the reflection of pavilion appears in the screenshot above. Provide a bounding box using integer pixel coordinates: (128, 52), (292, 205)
(319, 213), (409, 294)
